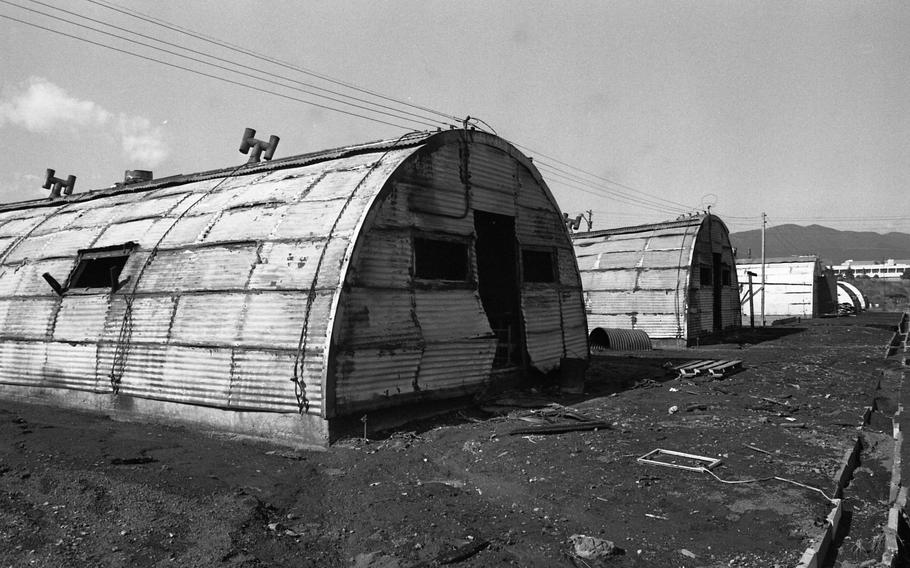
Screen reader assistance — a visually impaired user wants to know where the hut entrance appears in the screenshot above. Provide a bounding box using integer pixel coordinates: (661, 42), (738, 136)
(474, 211), (523, 368)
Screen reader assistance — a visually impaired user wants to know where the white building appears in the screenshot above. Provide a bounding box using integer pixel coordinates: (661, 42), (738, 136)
(832, 259), (910, 279)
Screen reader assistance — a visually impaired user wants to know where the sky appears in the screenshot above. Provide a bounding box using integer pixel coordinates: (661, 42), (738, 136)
(1, 1), (908, 235)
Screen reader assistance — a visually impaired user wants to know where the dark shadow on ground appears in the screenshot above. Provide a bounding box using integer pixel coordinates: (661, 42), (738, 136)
(694, 326), (806, 346)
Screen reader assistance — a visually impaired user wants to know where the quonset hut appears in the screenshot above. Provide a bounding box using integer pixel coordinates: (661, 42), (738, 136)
(0, 129), (588, 446)
(736, 256), (837, 324)
(572, 214), (741, 348)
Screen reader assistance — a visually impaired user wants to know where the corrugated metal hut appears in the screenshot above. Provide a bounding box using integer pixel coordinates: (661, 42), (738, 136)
(571, 214), (741, 348)
(736, 256), (837, 323)
(0, 129), (587, 446)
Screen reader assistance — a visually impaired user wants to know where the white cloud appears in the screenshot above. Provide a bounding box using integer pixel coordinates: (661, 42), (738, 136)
(0, 77), (111, 132)
(118, 114), (168, 167)
(0, 77), (169, 167)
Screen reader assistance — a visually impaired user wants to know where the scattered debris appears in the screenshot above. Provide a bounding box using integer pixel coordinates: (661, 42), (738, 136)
(508, 421), (611, 436)
(109, 456), (155, 465)
(637, 449), (722, 472)
(668, 359), (743, 379)
(569, 534), (625, 559)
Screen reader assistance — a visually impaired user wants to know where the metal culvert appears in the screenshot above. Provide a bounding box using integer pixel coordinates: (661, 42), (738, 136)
(589, 327), (652, 351)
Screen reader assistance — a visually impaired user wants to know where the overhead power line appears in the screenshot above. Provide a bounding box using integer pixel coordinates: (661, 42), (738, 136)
(84, 0), (462, 124)
(2, 0), (724, 222)
(5, 0), (446, 130)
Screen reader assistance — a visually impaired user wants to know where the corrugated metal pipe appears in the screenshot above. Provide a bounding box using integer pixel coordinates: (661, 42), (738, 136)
(42, 168), (76, 198)
(239, 127), (279, 163)
(589, 327), (652, 351)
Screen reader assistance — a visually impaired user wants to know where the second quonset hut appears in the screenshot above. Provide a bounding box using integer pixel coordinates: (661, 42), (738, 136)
(0, 129), (588, 446)
(572, 214), (741, 348)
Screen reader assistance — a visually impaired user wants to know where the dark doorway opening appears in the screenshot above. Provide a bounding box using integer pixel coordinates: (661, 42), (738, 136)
(712, 252), (723, 332)
(474, 211), (522, 368)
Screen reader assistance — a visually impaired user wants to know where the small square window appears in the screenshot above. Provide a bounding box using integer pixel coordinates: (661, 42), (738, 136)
(68, 242), (136, 290)
(721, 267), (732, 286)
(414, 237), (469, 281)
(522, 249), (556, 283)
(699, 266), (712, 286)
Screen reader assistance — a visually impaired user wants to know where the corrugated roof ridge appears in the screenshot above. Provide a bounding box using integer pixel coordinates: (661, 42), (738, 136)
(0, 130), (435, 213)
(571, 213), (707, 239)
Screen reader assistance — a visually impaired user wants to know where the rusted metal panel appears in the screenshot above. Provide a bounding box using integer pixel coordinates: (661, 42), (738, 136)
(203, 205), (289, 243)
(52, 295), (109, 342)
(0, 298), (57, 338)
(157, 213), (218, 248)
(468, 142), (518, 195)
(29, 210), (84, 235)
(584, 289), (681, 315)
(0, 258), (74, 297)
(111, 194), (190, 223)
(137, 245), (259, 292)
(516, 167), (554, 211)
(5, 227), (103, 262)
(333, 347), (421, 407)
(636, 267), (688, 290)
(273, 199), (351, 240)
(521, 288), (564, 372)
(0, 236), (16, 258)
(226, 171), (321, 207)
(401, 181), (470, 218)
(93, 218), (172, 249)
(346, 231), (411, 289)
(247, 240), (324, 290)
(228, 349), (302, 412)
(170, 293), (245, 345)
(117, 345), (233, 406)
(0, 214), (52, 238)
(237, 292), (308, 350)
(557, 247), (581, 287)
(517, 208), (563, 246)
(102, 296), (176, 344)
(0, 340), (46, 385)
(525, 330), (563, 372)
(580, 270), (639, 291)
(337, 288), (420, 347)
(417, 339), (497, 391)
(560, 290), (588, 359)
(43, 342), (100, 391)
(414, 289), (493, 342)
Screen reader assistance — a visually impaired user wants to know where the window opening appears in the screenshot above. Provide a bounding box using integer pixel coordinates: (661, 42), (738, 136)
(68, 242), (136, 291)
(522, 249), (557, 283)
(414, 237), (468, 281)
(699, 265), (712, 286)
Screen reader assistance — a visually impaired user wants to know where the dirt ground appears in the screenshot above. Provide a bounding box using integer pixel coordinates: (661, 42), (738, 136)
(0, 312), (904, 568)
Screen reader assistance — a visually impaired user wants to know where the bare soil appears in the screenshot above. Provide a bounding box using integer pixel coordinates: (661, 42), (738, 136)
(0, 312), (903, 567)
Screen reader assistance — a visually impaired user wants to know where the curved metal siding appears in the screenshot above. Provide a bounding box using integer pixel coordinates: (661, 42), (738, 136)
(331, 132), (587, 413)
(0, 131), (588, 426)
(0, 144), (420, 419)
(573, 217), (704, 340)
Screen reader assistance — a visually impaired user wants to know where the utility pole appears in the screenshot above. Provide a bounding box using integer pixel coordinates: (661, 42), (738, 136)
(761, 212), (767, 327)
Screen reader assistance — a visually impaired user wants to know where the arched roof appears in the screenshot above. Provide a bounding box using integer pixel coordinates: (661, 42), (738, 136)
(0, 129), (575, 421)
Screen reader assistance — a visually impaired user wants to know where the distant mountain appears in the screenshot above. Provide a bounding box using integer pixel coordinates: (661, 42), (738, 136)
(729, 224), (910, 265)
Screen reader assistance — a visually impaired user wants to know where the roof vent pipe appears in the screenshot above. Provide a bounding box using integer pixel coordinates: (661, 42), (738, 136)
(124, 170), (153, 185)
(43, 169), (76, 198)
(239, 127), (279, 163)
